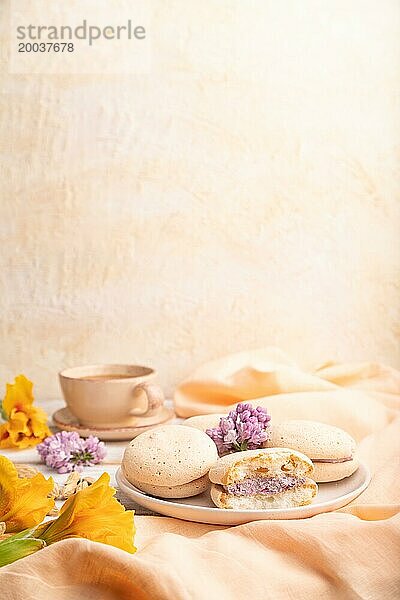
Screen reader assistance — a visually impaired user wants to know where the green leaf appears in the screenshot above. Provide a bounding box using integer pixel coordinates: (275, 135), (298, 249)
(0, 536), (46, 567)
(2, 527), (38, 540)
(0, 401), (7, 422)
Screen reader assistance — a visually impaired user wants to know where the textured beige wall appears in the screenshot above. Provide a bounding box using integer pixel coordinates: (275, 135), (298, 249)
(1, 0), (399, 399)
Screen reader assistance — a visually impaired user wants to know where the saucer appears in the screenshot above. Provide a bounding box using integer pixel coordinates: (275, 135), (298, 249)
(52, 406), (176, 441)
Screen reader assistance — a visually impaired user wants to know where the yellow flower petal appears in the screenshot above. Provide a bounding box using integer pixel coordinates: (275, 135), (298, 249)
(38, 473), (136, 553)
(7, 410), (30, 434)
(2, 375), (34, 417)
(0, 376), (51, 449)
(0, 456), (54, 533)
(0, 413), (50, 449)
(0, 423), (9, 446)
(29, 407), (52, 439)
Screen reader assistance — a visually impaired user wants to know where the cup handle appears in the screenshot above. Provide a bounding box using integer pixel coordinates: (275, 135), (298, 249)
(129, 382), (164, 416)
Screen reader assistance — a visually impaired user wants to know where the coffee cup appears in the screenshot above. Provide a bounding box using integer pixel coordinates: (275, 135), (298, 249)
(59, 364), (165, 428)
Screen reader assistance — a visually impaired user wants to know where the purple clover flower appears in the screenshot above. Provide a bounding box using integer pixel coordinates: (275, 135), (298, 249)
(206, 403), (271, 456)
(37, 431), (106, 473)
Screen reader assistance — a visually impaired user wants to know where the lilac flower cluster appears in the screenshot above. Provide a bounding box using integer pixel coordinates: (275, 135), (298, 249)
(206, 403), (271, 456)
(37, 431), (106, 473)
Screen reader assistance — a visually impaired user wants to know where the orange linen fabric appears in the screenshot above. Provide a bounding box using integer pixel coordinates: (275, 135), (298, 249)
(1, 349), (400, 599)
(174, 348), (399, 440)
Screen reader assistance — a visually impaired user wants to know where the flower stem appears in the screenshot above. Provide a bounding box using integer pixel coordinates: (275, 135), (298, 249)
(0, 530), (46, 567)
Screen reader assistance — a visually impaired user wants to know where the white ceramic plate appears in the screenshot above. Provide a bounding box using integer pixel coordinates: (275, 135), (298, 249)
(116, 462), (371, 525)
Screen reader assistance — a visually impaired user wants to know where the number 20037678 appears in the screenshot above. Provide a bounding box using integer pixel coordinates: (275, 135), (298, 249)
(18, 42), (74, 52)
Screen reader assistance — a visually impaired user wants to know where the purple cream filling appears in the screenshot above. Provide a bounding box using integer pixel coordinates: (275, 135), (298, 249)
(312, 457), (353, 463)
(225, 475), (306, 496)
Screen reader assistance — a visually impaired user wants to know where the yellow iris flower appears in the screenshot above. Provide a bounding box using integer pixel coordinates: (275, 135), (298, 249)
(0, 471), (136, 566)
(0, 375), (51, 448)
(0, 456), (54, 533)
(36, 472), (136, 553)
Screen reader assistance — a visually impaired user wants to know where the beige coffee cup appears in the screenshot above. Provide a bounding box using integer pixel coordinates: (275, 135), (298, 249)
(59, 364), (165, 427)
